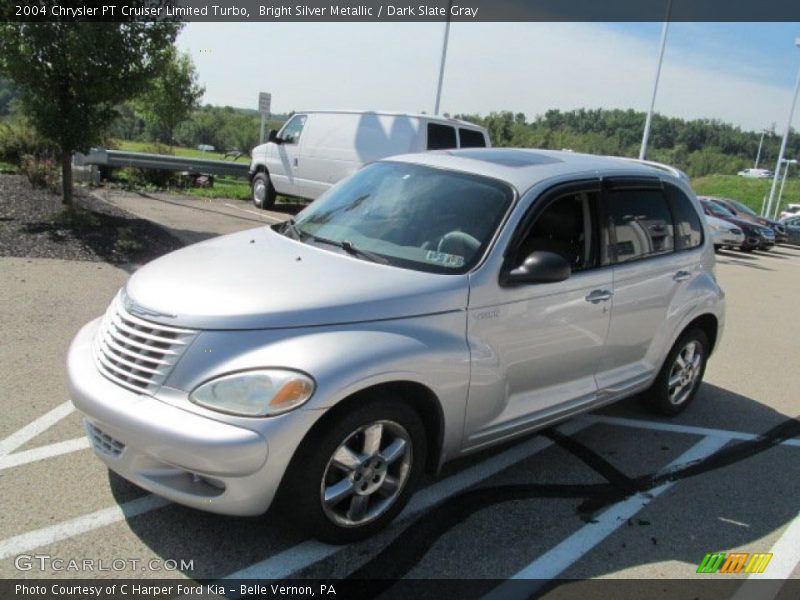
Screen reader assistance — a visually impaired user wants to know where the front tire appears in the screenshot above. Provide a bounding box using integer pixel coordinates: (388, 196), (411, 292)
(251, 172), (276, 209)
(641, 328), (709, 416)
(281, 397), (426, 544)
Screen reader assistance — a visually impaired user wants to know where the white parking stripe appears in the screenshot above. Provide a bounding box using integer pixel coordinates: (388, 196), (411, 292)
(730, 511), (800, 600)
(223, 420), (591, 580)
(0, 438), (89, 471)
(0, 495), (171, 560)
(750, 510), (800, 579)
(0, 401), (75, 456)
(485, 435), (729, 598)
(0, 421), (590, 567)
(583, 414), (800, 447)
(223, 203), (283, 222)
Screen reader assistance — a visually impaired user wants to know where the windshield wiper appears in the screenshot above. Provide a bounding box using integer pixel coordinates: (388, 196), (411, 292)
(307, 235), (388, 264)
(340, 240), (389, 264)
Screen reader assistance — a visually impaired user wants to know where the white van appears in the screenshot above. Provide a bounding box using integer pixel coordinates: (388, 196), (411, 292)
(248, 110), (491, 208)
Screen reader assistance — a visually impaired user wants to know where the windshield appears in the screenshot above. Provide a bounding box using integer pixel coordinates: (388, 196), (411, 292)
(706, 200), (735, 218)
(287, 162), (514, 274)
(727, 198), (757, 216)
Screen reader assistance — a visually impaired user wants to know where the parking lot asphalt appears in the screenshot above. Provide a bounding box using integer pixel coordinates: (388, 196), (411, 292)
(89, 188), (292, 245)
(1, 194), (799, 593)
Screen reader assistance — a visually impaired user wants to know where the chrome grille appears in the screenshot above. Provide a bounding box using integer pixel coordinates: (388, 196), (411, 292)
(86, 423), (125, 457)
(93, 294), (196, 394)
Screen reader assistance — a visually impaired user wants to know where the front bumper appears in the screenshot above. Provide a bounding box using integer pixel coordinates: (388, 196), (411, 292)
(67, 319), (320, 516)
(713, 232), (745, 246)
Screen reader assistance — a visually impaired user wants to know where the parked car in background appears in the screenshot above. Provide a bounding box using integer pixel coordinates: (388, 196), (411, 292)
(704, 214), (745, 251)
(68, 149), (724, 543)
(737, 168), (772, 178)
(705, 196), (787, 244)
(248, 110), (491, 208)
(779, 203), (800, 220)
(779, 215), (800, 245)
(698, 197), (775, 252)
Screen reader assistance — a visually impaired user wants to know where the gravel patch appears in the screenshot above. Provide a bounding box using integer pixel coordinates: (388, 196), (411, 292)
(0, 174), (184, 264)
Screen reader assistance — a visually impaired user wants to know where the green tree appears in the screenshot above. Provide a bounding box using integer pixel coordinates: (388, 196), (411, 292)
(0, 77), (17, 116)
(134, 48), (204, 145)
(0, 20), (180, 205)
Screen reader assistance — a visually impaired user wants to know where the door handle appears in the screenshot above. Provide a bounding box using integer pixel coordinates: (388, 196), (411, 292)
(293, 157), (298, 167)
(673, 270), (691, 282)
(585, 289), (613, 304)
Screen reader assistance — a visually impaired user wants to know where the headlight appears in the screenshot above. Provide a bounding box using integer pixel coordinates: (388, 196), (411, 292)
(189, 370), (315, 417)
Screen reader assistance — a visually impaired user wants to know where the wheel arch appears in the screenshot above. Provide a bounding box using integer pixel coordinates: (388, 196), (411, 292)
(291, 380), (445, 477)
(250, 163), (268, 182)
(683, 313), (719, 356)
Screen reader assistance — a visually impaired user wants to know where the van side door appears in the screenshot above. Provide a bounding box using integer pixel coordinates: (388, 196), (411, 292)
(595, 178), (705, 395)
(267, 113), (308, 197)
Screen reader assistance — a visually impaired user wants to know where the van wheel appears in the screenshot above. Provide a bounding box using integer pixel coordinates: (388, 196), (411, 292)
(281, 397), (426, 544)
(251, 172), (276, 209)
(641, 328), (709, 417)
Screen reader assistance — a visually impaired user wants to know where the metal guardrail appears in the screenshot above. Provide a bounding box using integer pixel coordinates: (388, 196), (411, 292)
(73, 148), (251, 178)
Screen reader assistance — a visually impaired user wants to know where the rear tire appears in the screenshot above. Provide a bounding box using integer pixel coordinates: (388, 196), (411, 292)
(641, 328), (709, 417)
(280, 396), (426, 544)
(251, 172), (276, 209)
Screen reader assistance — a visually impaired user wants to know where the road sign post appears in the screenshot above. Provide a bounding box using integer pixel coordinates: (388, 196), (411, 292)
(258, 92), (272, 144)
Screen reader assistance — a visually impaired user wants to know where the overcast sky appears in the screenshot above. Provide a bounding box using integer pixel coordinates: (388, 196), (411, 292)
(176, 22), (800, 132)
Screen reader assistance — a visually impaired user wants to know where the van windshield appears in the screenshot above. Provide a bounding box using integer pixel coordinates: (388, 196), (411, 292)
(287, 162), (514, 274)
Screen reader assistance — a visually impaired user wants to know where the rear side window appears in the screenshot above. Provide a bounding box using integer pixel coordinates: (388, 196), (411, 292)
(667, 185), (704, 250)
(459, 128), (486, 148)
(605, 188), (675, 263)
(427, 123), (457, 150)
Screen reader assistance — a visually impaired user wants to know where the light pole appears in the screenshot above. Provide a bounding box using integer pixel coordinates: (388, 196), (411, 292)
(764, 37), (800, 218)
(754, 130), (766, 169)
(776, 158), (797, 219)
(433, 0), (453, 115)
(639, 1), (672, 160)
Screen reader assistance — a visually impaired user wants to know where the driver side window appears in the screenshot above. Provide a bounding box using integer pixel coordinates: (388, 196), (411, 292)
(279, 114), (307, 144)
(513, 191), (598, 272)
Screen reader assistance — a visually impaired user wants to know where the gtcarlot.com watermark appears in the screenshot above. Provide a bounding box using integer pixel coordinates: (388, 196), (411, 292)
(15, 554), (194, 573)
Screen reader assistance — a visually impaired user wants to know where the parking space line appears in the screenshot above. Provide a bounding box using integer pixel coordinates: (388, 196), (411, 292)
(0, 401), (75, 456)
(0, 421), (591, 568)
(223, 420), (591, 580)
(582, 415), (800, 447)
(223, 203), (283, 222)
(731, 510), (800, 600)
(484, 435), (729, 598)
(0, 438), (89, 471)
(0, 495), (171, 560)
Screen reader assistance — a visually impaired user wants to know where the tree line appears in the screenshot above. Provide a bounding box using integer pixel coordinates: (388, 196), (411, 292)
(1, 21), (797, 206)
(456, 109), (800, 178)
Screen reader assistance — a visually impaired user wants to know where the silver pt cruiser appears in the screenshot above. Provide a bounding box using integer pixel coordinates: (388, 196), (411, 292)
(68, 149), (725, 543)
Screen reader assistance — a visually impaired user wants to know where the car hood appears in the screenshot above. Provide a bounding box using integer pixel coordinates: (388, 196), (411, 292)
(124, 227), (469, 330)
(713, 215), (761, 232)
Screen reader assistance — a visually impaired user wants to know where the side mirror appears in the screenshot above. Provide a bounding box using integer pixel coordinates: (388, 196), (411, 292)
(501, 251), (571, 286)
(267, 129), (281, 144)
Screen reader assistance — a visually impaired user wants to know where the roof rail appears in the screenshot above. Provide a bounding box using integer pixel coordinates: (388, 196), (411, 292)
(616, 157), (690, 181)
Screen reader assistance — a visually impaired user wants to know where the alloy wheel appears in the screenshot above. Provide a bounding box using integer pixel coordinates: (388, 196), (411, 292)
(667, 340), (703, 406)
(320, 420), (412, 528)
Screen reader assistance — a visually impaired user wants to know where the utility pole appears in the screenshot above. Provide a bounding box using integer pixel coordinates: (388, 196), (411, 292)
(639, 1), (672, 161)
(764, 38), (800, 218)
(434, 0), (453, 115)
(754, 131), (766, 169)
